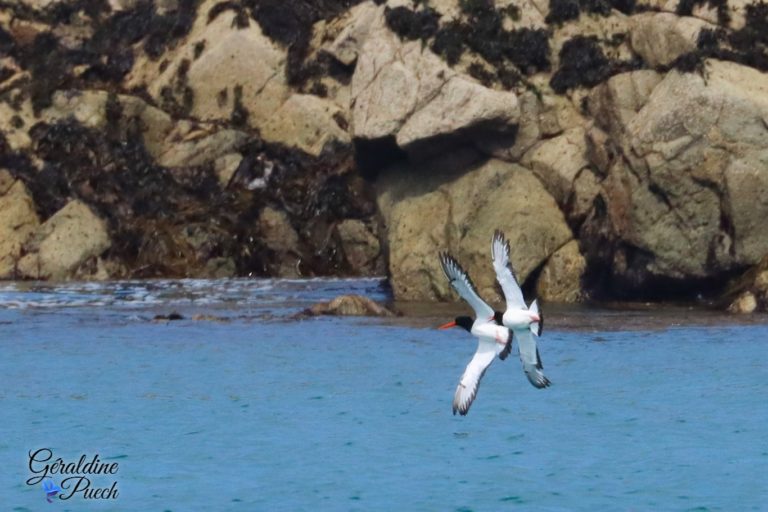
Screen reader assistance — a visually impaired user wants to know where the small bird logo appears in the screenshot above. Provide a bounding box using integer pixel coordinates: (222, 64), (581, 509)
(42, 478), (62, 503)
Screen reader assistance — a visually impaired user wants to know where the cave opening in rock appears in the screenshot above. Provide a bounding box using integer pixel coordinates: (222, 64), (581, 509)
(353, 136), (408, 180)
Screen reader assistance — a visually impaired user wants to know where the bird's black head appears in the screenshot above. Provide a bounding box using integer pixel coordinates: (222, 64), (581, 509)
(493, 311), (503, 325)
(438, 316), (473, 332)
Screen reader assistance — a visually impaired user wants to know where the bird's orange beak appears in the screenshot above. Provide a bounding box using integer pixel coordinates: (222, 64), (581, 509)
(438, 320), (457, 330)
(530, 314), (541, 322)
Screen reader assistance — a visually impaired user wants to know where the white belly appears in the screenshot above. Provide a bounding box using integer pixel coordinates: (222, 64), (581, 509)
(502, 309), (531, 329)
(471, 322), (508, 343)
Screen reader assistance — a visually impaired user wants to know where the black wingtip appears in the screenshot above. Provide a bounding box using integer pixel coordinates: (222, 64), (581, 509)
(498, 329), (513, 361)
(439, 252), (477, 290)
(493, 228), (509, 247)
(439, 251), (456, 280)
(538, 308), (544, 336)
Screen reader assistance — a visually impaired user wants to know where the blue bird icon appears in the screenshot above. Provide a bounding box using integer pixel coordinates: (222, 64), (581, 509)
(42, 478), (62, 503)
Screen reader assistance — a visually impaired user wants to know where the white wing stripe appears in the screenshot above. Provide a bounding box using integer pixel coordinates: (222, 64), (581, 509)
(453, 338), (497, 415)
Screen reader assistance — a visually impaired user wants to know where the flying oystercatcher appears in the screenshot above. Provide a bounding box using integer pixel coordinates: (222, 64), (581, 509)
(491, 229), (551, 389)
(438, 252), (511, 415)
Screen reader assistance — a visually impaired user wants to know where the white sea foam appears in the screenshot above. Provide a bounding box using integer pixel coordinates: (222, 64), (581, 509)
(0, 277), (390, 311)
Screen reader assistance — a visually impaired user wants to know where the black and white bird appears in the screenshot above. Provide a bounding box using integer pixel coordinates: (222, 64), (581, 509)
(491, 230), (551, 389)
(438, 252), (511, 415)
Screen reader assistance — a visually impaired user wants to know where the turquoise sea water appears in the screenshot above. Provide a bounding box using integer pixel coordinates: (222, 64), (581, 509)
(1, 279), (766, 511)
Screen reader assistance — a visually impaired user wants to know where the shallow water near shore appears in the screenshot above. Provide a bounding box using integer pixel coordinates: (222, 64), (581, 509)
(1, 278), (766, 511)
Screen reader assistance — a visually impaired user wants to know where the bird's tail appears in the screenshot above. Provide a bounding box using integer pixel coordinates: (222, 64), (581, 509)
(524, 364), (551, 388)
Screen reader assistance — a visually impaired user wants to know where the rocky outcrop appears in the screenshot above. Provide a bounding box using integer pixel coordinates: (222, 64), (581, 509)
(335, 219), (383, 275)
(256, 206), (301, 277)
(726, 254), (768, 313)
(1, 0), (768, 311)
(17, 200), (110, 280)
(629, 13), (708, 67)
(141, 3), (290, 127)
(536, 240), (587, 302)
(583, 61), (768, 295)
(340, 3), (520, 157)
(260, 93), (350, 156)
(302, 294), (395, 317)
(0, 173), (40, 278)
(0, 0), (383, 281)
(377, 152), (573, 301)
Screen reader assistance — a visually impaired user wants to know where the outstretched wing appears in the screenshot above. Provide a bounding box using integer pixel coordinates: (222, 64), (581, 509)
(453, 337), (497, 415)
(491, 230), (526, 311)
(514, 328), (551, 389)
(440, 252), (494, 321)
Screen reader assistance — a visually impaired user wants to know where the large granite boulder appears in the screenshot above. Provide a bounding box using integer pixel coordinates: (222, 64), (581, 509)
(583, 61), (768, 287)
(335, 219), (383, 275)
(0, 173), (41, 278)
(629, 13), (709, 67)
(260, 94), (351, 157)
(377, 151), (573, 301)
(342, 4), (519, 156)
(302, 294), (395, 317)
(17, 200), (111, 280)
(145, 3), (290, 127)
(536, 239), (587, 302)
(522, 126), (589, 207)
(726, 254), (768, 313)
(43, 90), (174, 162)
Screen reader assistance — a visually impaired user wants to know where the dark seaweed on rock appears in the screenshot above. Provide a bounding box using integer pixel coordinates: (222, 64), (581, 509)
(550, 35), (641, 93)
(432, 21), (467, 65)
(668, 2), (768, 74)
(207, 1), (249, 27)
(231, 84), (249, 127)
(86, 0), (201, 61)
(550, 36), (610, 93)
(0, 133), (43, 205)
(384, 6), (440, 41)
(428, 0), (550, 81)
(11, 32), (83, 114)
(505, 28), (551, 73)
(18, 112), (375, 278)
(249, 0), (366, 47)
(459, 0), (513, 65)
(610, 0), (637, 14)
(546, 0), (634, 24)
(143, 0), (202, 58)
(732, 1), (768, 48)
(20, 116), (243, 276)
(467, 62), (496, 86)
(48, 0), (111, 21)
(249, 0), (364, 90)
(676, 0), (730, 26)
(546, 0), (581, 24)
(0, 26), (14, 56)
(3, 0), (202, 111)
